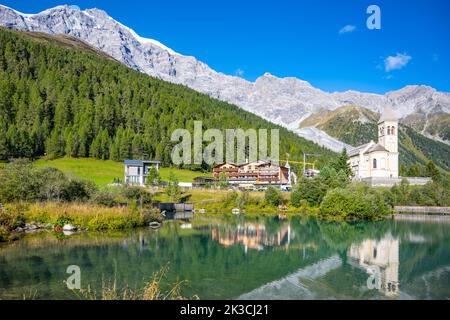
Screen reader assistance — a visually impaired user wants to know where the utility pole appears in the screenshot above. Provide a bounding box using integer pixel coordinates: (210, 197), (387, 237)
(302, 151), (320, 177)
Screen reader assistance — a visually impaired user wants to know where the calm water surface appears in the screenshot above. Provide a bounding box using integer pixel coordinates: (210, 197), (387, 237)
(0, 216), (449, 299)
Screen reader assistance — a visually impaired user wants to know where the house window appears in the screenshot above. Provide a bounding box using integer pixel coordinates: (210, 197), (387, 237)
(138, 167), (141, 175)
(373, 158), (377, 169)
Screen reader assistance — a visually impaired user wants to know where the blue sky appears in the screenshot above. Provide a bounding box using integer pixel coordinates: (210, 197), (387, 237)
(3, 0), (450, 93)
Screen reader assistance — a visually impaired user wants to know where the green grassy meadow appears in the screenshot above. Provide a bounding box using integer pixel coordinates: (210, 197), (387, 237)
(34, 158), (211, 186)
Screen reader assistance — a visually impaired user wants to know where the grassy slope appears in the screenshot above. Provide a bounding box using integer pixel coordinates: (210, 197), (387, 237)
(34, 158), (211, 186)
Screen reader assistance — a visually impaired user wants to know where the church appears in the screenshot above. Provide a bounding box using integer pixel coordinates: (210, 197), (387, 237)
(347, 106), (430, 186)
(348, 106), (399, 179)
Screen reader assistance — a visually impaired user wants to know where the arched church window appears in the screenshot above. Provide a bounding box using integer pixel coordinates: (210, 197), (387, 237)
(387, 126), (391, 135)
(392, 126), (395, 135)
(373, 158), (377, 169)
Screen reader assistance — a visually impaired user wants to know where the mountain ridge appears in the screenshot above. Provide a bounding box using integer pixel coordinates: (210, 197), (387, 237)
(0, 4), (449, 151)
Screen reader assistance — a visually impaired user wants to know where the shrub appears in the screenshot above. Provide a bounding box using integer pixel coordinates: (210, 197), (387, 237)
(0, 226), (8, 242)
(235, 191), (250, 209)
(320, 184), (390, 221)
(222, 190), (238, 207)
(142, 208), (164, 223)
(54, 216), (74, 228)
(291, 178), (327, 207)
(0, 204), (26, 230)
(92, 190), (118, 207)
(121, 186), (152, 205)
(264, 186), (283, 207)
(63, 179), (97, 202)
(0, 159), (40, 202)
(0, 160), (98, 203)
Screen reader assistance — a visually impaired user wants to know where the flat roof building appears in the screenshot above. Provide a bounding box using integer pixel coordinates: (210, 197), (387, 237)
(124, 160), (160, 186)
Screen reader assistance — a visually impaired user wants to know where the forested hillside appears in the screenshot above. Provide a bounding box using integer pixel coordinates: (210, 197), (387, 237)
(0, 28), (334, 168)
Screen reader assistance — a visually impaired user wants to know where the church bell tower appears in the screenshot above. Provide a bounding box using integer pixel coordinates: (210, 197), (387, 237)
(378, 106), (398, 153)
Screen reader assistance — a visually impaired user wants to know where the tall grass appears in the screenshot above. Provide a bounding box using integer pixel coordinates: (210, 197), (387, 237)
(25, 202), (146, 231)
(72, 265), (197, 300)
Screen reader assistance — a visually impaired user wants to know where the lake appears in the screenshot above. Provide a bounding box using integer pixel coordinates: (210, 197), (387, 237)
(0, 216), (449, 299)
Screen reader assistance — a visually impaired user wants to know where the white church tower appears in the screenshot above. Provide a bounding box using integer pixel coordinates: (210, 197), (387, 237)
(348, 106), (431, 185)
(377, 106), (399, 178)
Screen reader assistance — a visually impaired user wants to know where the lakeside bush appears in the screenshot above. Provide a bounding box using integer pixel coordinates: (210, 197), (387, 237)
(291, 178), (328, 207)
(0, 204), (27, 241)
(0, 159), (97, 203)
(390, 179), (450, 207)
(320, 184), (391, 221)
(264, 186), (284, 207)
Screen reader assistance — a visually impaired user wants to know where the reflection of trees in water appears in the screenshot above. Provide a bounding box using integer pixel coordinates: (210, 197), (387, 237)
(318, 220), (390, 253)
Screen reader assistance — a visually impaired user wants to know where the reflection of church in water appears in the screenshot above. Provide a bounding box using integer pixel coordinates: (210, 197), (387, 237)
(347, 233), (399, 297)
(211, 223), (292, 252)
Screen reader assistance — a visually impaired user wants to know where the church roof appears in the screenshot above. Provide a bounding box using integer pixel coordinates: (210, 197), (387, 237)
(348, 142), (388, 157)
(367, 143), (389, 153)
(348, 143), (371, 157)
(378, 106), (398, 123)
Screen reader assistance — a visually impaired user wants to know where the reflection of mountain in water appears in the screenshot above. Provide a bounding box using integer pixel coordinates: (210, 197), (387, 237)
(238, 255), (343, 300)
(238, 232), (403, 300)
(211, 222), (292, 252)
(347, 234), (399, 297)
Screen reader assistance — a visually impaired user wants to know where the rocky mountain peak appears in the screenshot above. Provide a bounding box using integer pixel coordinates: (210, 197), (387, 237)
(0, 4), (448, 151)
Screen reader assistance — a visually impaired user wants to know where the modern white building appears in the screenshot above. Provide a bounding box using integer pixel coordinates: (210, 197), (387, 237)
(124, 160), (160, 186)
(348, 106), (399, 179)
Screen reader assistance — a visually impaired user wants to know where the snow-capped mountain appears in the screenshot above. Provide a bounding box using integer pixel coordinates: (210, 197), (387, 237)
(1, 4), (449, 151)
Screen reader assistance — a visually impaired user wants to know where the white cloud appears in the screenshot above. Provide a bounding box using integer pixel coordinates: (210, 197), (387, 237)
(235, 68), (245, 77)
(384, 53), (412, 72)
(339, 25), (356, 34)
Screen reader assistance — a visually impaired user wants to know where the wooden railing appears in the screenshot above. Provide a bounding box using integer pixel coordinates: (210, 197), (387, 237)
(394, 206), (450, 214)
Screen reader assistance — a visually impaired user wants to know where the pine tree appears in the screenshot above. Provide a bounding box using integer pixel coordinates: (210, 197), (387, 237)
(46, 129), (65, 157)
(100, 128), (111, 160)
(145, 166), (160, 186)
(331, 148), (353, 178)
(90, 132), (102, 159)
(426, 160), (440, 181)
(0, 122), (8, 160)
(407, 163), (422, 177)
(166, 172), (181, 202)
